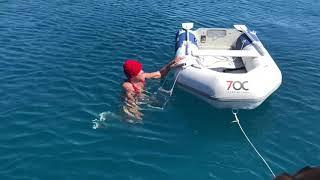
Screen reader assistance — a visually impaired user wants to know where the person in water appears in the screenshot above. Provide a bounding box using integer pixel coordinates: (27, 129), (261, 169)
(122, 57), (184, 120)
(122, 56), (184, 100)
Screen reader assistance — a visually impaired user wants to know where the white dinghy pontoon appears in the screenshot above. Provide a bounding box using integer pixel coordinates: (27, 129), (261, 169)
(172, 23), (282, 109)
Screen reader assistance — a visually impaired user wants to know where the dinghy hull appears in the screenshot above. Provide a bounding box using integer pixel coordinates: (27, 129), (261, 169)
(174, 24), (282, 109)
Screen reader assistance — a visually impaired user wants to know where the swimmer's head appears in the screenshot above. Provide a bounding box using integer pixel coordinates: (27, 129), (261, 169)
(123, 59), (143, 81)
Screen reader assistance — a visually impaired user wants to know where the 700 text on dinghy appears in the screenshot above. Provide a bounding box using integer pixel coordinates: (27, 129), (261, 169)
(226, 81), (249, 92)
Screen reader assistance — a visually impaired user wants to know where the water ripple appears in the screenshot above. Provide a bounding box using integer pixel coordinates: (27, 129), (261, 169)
(1, 0), (320, 179)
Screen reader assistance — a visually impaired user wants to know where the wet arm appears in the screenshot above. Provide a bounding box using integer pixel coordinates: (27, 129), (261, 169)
(159, 60), (174, 78)
(123, 83), (135, 101)
(144, 57), (184, 79)
(126, 91), (135, 101)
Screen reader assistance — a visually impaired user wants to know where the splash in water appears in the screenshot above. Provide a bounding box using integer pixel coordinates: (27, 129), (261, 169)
(92, 111), (114, 129)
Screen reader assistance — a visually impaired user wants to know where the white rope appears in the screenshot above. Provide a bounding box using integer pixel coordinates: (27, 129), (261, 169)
(158, 69), (182, 96)
(231, 109), (276, 177)
(169, 70), (182, 95)
(154, 70), (183, 110)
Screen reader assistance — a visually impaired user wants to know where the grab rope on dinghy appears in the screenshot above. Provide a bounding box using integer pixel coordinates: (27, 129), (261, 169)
(231, 109), (276, 177)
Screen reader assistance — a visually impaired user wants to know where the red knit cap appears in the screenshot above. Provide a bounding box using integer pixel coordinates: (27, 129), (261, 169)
(123, 59), (142, 78)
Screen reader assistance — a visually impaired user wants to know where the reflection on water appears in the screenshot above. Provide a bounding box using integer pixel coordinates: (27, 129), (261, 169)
(92, 89), (170, 128)
(122, 90), (170, 122)
(121, 74), (177, 123)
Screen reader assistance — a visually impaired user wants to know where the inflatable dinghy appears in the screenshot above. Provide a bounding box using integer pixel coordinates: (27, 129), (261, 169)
(173, 23), (282, 109)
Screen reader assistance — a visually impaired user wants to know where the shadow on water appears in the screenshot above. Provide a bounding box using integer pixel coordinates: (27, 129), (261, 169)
(169, 88), (274, 142)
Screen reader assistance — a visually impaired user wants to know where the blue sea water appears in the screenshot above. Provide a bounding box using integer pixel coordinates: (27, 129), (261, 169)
(1, 0), (320, 179)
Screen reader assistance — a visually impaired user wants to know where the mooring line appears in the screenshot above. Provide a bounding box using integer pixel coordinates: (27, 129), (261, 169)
(232, 109), (276, 177)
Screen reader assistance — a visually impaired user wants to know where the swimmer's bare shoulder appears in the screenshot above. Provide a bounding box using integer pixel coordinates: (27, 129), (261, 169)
(122, 82), (132, 90)
(122, 82), (135, 100)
